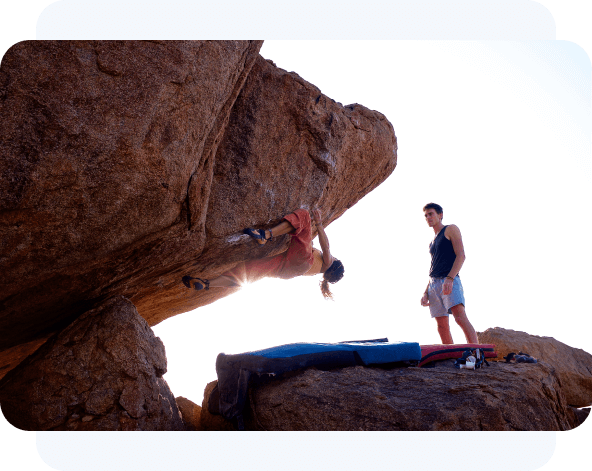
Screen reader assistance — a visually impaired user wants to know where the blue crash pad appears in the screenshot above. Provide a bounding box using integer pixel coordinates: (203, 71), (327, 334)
(212, 338), (421, 428)
(247, 340), (422, 365)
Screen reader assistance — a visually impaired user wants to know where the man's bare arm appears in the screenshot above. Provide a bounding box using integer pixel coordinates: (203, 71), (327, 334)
(442, 224), (466, 295)
(421, 283), (430, 306)
(446, 225), (466, 277)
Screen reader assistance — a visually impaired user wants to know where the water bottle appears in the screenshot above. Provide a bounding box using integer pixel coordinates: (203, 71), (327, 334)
(459, 356), (476, 369)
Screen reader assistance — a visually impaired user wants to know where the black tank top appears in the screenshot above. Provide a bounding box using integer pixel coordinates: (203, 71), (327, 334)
(429, 225), (457, 278)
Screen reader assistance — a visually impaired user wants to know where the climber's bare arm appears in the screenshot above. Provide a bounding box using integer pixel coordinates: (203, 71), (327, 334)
(312, 209), (334, 270)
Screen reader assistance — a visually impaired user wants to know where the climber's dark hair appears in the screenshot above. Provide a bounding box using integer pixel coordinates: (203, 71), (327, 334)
(320, 259), (344, 300)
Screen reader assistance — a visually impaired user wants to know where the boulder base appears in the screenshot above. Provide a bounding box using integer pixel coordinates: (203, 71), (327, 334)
(175, 396), (202, 431)
(200, 381), (237, 431)
(478, 327), (592, 407)
(203, 361), (579, 431)
(0, 296), (184, 431)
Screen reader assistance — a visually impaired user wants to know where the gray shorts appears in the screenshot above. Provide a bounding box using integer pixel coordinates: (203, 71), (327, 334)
(428, 276), (465, 318)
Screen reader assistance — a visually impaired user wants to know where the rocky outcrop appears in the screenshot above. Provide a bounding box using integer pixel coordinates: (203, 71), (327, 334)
(175, 396), (202, 431)
(0, 296), (184, 430)
(572, 406), (590, 427)
(0, 39), (263, 354)
(203, 361), (578, 431)
(134, 55), (397, 325)
(478, 327), (592, 407)
(0, 41), (397, 378)
(200, 381), (237, 431)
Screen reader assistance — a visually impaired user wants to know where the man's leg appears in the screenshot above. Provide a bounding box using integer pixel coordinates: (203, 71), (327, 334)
(429, 278), (453, 344)
(435, 316), (454, 344)
(450, 304), (478, 344)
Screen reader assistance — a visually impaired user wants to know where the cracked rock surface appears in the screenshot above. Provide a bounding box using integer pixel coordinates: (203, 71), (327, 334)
(236, 361), (579, 431)
(0, 296), (184, 430)
(478, 327), (592, 408)
(0, 40), (263, 355)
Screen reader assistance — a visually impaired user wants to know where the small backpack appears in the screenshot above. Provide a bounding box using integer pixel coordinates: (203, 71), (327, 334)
(454, 348), (490, 369)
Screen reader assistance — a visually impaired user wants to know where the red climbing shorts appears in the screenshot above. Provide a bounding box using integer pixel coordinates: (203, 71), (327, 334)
(224, 209), (314, 285)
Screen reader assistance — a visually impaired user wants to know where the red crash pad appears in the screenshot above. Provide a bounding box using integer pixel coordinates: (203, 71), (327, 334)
(419, 343), (497, 367)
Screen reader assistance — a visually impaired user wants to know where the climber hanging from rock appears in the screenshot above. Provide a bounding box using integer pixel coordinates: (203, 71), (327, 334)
(182, 208), (344, 299)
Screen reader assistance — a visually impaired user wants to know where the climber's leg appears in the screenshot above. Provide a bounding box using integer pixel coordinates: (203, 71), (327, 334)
(244, 218), (296, 245)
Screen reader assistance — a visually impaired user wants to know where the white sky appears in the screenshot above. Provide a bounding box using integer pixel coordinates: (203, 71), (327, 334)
(154, 39), (592, 406)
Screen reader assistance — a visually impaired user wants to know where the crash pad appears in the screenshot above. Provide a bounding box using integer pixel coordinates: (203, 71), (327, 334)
(212, 339), (421, 427)
(419, 343), (497, 367)
(247, 340), (422, 365)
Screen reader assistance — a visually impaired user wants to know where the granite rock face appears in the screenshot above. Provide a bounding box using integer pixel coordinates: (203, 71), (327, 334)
(0, 40), (263, 352)
(0, 296), (184, 430)
(0, 42), (397, 377)
(203, 361), (579, 431)
(200, 381), (237, 431)
(134, 55), (397, 325)
(478, 327), (592, 407)
(175, 396), (202, 431)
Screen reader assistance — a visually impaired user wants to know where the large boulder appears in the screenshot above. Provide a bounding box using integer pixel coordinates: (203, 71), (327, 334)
(0, 41), (398, 430)
(0, 296), (184, 430)
(0, 39), (263, 352)
(203, 361), (578, 431)
(134, 55), (397, 325)
(0, 42), (397, 376)
(478, 327), (592, 407)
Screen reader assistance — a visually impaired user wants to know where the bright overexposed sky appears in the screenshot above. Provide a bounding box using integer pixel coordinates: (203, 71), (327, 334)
(154, 39), (592, 407)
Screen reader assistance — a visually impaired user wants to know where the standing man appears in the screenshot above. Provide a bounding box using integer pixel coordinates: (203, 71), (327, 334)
(420, 203), (478, 344)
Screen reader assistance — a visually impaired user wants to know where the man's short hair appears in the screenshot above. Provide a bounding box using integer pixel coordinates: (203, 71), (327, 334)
(423, 202), (443, 214)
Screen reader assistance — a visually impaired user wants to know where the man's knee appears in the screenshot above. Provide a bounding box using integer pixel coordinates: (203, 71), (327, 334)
(451, 305), (475, 329)
(450, 304), (467, 318)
